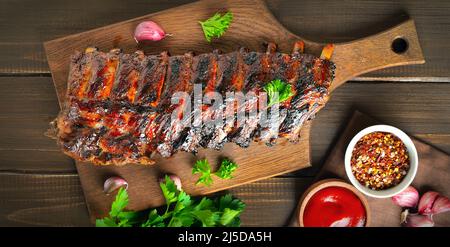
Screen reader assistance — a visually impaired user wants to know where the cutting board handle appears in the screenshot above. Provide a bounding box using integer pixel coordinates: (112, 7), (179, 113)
(330, 19), (425, 90)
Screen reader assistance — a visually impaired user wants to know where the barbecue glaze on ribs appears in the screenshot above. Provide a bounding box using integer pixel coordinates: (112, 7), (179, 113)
(53, 42), (335, 165)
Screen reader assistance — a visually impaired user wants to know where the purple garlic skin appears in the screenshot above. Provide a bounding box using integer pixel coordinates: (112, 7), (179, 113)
(134, 21), (166, 42)
(104, 176), (128, 194)
(418, 191), (439, 215)
(431, 195), (450, 215)
(404, 214), (434, 227)
(392, 186), (419, 208)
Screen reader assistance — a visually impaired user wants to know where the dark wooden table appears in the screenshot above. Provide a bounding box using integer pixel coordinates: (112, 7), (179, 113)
(1, 0), (450, 226)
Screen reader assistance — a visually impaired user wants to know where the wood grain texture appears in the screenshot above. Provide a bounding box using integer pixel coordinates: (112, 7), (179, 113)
(77, 125), (311, 222)
(43, 0), (424, 103)
(331, 20), (424, 90)
(305, 81), (450, 176)
(46, 0), (321, 218)
(0, 172), (90, 226)
(2, 77), (450, 173)
(3, 0), (449, 81)
(0, 77), (75, 172)
(0, 173), (311, 227)
(43, 0), (424, 220)
(1, 79), (450, 225)
(313, 111), (450, 227)
(0, 0), (450, 227)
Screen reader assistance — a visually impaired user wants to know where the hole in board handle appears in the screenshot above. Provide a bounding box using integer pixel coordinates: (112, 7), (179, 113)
(391, 37), (409, 54)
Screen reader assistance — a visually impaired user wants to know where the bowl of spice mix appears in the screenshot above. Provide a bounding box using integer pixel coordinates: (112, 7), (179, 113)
(344, 125), (418, 198)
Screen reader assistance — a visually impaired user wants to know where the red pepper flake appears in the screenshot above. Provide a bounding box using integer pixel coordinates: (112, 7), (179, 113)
(351, 132), (410, 190)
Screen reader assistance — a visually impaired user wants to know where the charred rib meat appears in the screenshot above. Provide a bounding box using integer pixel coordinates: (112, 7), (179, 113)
(53, 42), (335, 165)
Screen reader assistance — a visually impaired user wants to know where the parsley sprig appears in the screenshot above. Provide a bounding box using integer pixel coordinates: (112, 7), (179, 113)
(96, 176), (245, 227)
(264, 79), (295, 107)
(192, 159), (214, 186)
(199, 11), (233, 42)
(192, 158), (238, 186)
(215, 158), (238, 179)
(96, 187), (145, 227)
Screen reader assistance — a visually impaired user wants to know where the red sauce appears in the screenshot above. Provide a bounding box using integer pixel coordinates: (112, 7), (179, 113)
(303, 186), (366, 227)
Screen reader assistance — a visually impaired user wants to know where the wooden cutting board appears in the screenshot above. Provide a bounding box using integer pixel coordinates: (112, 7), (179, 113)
(301, 111), (449, 227)
(43, 0), (425, 222)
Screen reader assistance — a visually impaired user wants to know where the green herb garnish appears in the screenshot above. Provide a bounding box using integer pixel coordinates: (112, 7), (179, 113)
(96, 176), (245, 227)
(264, 79), (295, 107)
(199, 11), (233, 42)
(192, 158), (239, 186)
(192, 159), (213, 186)
(96, 187), (145, 227)
(215, 158), (238, 179)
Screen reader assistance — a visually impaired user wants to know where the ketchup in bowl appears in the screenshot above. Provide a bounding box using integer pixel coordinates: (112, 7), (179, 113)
(303, 186), (366, 227)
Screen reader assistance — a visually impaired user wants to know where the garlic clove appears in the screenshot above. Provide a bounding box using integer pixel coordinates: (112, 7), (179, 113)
(104, 176), (128, 195)
(403, 214), (434, 227)
(134, 21), (167, 42)
(159, 174), (182, 191)
(430, 195), (450, 215)
(392, 186), (419, 208)
(418, 191), (439, 215)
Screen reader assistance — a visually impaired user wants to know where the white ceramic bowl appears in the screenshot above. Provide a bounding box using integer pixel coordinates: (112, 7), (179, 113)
(344, 125), (418, 198)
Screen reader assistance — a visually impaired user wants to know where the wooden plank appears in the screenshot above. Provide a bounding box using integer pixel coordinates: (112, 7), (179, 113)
(0, 0), (195, 74)
(75, 125), (311, 221)
(0, 172), (90, 226)
(2, 0), (450, 81)
(266, 0), (450, 81)
(1, 76), (450, 173)
(44, 0), (320, 216)
(43, 0), (424, 217)
(0, 77), (75, 171)
(0, 172), (312, 226)
(42, 0), (424, 101)
(0, 150), (73, 172)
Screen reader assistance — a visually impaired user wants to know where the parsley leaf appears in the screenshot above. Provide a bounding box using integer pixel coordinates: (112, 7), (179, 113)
(117, 211), (145, 226)
(218, 194), (246, 211)
(96, 187), (142, 227)
(141, 209), (165, 227)
(199, 11), (233, 42)
(160, 175), (179, 206)
(215, 158), (238, 179)
(173, 191), (192, 212)
(263, 79), (295, 107)
(95, 217), (118, 227)
(109, 187), (128, 217)
(96, 176), (246, 227)
(191, 210), (220, 227)
(217, 194), (246, 226)
(220, 208), (241, 226)
(168, 211), (195, 227)
(192, 159), (213, 186)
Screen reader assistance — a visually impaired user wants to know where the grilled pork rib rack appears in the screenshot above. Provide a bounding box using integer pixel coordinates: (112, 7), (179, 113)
(53, 42), (335, 165)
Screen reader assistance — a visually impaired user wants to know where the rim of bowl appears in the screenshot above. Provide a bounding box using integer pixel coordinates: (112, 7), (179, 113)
(344, 125), (418, 198)
(297, 179), (371, 227)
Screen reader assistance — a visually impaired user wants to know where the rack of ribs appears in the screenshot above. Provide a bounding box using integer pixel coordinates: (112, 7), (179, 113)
(52, 42), (335, 165)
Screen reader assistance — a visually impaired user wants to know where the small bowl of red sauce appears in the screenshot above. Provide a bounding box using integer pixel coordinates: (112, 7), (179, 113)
(344, 125), (418, 198)
(298, 179), (370, 227)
